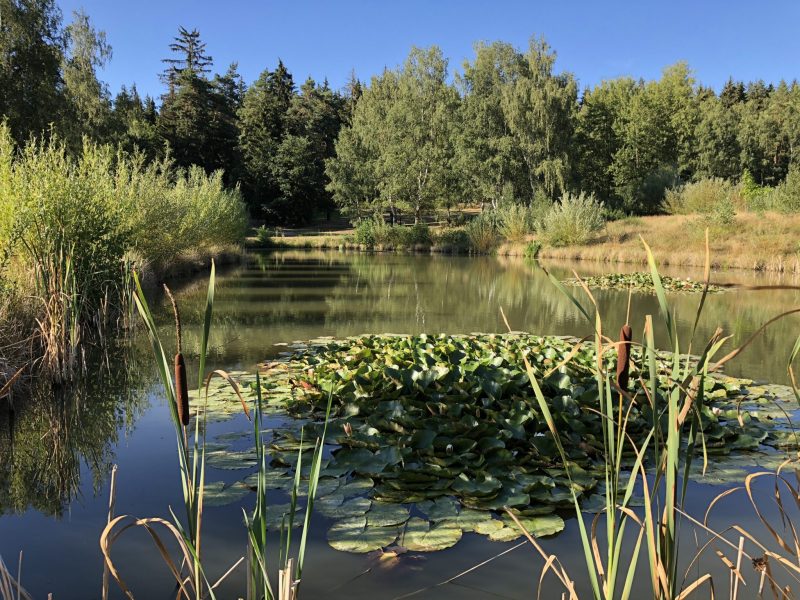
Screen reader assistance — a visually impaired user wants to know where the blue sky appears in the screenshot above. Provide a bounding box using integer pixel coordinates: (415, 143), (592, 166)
(57, 0), (800, 100)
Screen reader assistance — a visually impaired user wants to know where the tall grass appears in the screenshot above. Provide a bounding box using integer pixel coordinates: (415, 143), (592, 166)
(102, 266), (330, 599)
(0, 122), (247, 382)
(508, 231), (800, 598)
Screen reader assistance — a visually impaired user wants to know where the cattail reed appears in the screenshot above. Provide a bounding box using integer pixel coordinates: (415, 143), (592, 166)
(616, 324), (632, 392)
(164, 285), (189, 426)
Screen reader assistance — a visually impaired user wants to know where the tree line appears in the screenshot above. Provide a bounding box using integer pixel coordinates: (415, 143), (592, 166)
(2, 1), (799, 224)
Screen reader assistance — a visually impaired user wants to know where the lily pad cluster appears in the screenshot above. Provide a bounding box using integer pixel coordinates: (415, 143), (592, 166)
(191, 333), (798, 554)
(562, 272), (726, 293)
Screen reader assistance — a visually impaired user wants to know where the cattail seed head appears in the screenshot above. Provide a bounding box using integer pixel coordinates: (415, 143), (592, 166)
(175, 352), (190, 426)
(616, 324), (633, 392)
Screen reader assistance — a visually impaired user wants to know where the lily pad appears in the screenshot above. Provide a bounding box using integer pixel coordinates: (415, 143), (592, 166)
(327, 517), (399, 553)
(402, 517), (462, 552)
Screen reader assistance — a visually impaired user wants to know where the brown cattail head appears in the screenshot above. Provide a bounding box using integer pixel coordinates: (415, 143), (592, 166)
(175, 352), (190, 426)
(616, 324), (633, 392)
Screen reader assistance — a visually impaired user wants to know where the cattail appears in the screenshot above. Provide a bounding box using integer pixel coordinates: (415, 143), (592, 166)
(174, 352), (190, 426)
(164, 285), (190, 426)
(616, 324), (632, 392)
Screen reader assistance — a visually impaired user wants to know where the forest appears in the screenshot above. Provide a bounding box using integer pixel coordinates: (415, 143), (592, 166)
(2, 0), (799, 227)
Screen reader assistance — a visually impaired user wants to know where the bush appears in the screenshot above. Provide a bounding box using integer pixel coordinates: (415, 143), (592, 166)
(663, 178), (734, 215)
(435, 227), (470, 252)
(496, 204), (537, 242)
(523, 240), (542, 259)
(763, 165), (800, 213)
(0, 124), (248, 378)
(465, 212), (499, 253)
(535, 192), (605, 247)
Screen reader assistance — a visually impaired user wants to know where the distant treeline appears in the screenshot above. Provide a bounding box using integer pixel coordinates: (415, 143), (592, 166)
(2, 1), (799, 224)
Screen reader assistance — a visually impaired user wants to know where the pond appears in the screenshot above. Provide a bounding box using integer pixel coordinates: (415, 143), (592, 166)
(1, 248), (799, 599)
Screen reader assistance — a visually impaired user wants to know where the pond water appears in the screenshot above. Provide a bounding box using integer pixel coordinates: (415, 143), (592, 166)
(1, 248), (799, 599)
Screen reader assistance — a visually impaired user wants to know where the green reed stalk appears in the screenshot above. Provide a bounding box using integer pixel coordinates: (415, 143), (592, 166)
(132, 262), (216, 599)
(245, 378), (332, 600)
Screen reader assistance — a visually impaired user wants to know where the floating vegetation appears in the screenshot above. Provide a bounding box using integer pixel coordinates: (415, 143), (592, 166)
(187, 333), (799, 554)
(562, 271), (727, 293)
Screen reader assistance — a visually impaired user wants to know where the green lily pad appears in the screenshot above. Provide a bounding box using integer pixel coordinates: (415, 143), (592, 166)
(402, 517), (462, 552)
(327, 517), (399, 553)
(203, 481), (251, 507)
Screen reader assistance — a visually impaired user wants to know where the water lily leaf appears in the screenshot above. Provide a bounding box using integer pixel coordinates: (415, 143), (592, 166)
(402, 517), (462, 552)
(338, 476), (375, 498)
(417, 497), (458, 521)
(473, 518), (504, 535)
(504, 514), (565, 538)
(327, 517), (399, 553)
(207, 450), (258, 470)
(317, 496), (372, 519)
(366, 502), (410, 527)
(203, 481), (251, 507)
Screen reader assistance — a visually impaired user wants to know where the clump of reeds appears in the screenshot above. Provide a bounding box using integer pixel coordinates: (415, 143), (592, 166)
(0, 122), (247, 384)
(506, 230), (800, 599)
(0, 552), (31, 600)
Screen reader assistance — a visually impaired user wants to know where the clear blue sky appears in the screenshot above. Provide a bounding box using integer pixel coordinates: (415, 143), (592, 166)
(57, 0), (800, 100)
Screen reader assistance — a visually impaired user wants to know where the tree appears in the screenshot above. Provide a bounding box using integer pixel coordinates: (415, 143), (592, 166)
(382, 46), (460, 223)
(61, 9), (112, 146)
(0, 0), (65, 144)
(500, 37), (578, 199)
(237, 60), (295, 214)
(160, 26), (212, 92)
(457, 41), (526, 208)
(574, 77), (637, 208)
(110, 84), (159, 158)
(157, 27), (239, 178)
(694, 93), (741, 180)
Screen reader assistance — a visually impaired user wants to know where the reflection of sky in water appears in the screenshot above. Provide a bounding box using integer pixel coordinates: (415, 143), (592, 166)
(1, 248), (799, 598)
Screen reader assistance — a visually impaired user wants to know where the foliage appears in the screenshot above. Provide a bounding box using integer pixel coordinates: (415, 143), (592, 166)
(496, 203), (539, 242)
(662, 177), (736, 215)
(171, 330), (798, 563)
(0, 124), (246, 378)
(523, 240), (542, 258)
(464, 212), (499, 253)
(535, 191), (605, 246)
(434, 227), (470, 252)
(562, 271), (725, 293)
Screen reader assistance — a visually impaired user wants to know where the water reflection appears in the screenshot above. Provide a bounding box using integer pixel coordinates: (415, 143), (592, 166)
(0, 345), (149, 517)
(164, 249), (800, 384)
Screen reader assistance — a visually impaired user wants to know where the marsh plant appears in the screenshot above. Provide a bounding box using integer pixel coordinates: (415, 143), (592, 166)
(510, 235), (800, 599)
(535, 191), (605, 247)
(0, 123), (247, 381)
(100, 264), (330, 600)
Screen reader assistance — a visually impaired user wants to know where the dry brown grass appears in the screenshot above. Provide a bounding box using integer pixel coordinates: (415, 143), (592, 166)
(537, 212), (800, 272)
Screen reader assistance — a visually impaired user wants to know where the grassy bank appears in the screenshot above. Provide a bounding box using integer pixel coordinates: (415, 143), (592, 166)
(536, 212), (800, 272)
(251, 211), (800, 273)
(0, 124), (248, 384)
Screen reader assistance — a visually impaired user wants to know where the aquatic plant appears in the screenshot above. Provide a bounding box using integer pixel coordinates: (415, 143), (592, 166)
(561, 271), (726, 294)
(535, 191), (605, 247)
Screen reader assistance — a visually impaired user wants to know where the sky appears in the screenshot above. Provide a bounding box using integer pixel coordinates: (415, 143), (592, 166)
(57, 0), (800, 100)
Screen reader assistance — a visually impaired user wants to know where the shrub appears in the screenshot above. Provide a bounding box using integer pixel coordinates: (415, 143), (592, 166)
(254, 225), (277, 247)
(465, 212), (499, 253)
(435, 227), (470, 252)
(763, 165), (800, 213)
(523, 240), (542, 259)
(663, 178), (734, 215)
(353, 218), (377, 247)
(535, 192), (605, 247)
(497, 204), (537, 242)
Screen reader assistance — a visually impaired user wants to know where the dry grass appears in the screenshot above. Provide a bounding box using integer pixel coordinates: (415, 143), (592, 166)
(537, 213), (800, 272)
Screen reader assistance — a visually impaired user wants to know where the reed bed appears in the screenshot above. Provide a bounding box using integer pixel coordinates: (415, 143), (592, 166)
(0, 123), (247, 384)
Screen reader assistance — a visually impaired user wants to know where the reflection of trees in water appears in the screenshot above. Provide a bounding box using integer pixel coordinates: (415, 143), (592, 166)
(156, 248), (799, 383)
(0, 345), (149, 516)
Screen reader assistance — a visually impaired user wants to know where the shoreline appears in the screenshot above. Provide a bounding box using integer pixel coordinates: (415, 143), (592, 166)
(249, 212), (800, 273)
